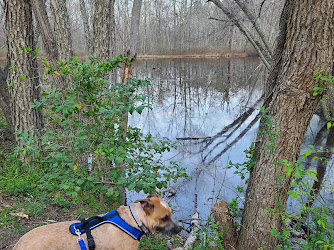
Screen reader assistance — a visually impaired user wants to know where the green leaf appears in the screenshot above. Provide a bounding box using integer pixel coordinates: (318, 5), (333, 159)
(327, 122), (332, 129)
(19, 75), (27, 81)
(312, 156), (319, 161)
(288, 191), (298, 199)
(128, 182), (135, 190)
(291, 181), (297, 187)
(301, 150), (312, 159)
(295, 167), (302, 179)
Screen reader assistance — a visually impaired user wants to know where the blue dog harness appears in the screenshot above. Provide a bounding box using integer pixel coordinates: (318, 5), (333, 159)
(69, 208), (145, 250)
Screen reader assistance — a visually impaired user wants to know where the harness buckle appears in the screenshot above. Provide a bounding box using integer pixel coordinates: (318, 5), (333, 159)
(75, 228), (84, 242)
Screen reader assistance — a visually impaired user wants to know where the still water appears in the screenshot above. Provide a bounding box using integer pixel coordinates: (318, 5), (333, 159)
(128, 57), (266, 220)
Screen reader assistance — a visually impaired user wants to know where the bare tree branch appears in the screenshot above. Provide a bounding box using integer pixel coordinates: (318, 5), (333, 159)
(208, 0), (271, 69)
(233, 0), (273, 57)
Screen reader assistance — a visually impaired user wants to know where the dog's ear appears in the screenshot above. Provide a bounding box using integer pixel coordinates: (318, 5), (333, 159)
(137, 199), (154, 214)
(147, 193), (160, 199)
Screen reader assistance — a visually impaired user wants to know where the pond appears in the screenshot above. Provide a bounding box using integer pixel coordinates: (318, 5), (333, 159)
(128, 57), (334, 222)
(128, 57), (266, 220)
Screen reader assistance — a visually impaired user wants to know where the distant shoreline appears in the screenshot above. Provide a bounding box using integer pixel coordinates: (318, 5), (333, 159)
(0, 52), (259, 61)
(137, 52), (257, 59)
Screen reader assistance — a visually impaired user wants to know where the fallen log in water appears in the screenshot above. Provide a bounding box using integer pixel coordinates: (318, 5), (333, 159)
(176, 136), (212, 140)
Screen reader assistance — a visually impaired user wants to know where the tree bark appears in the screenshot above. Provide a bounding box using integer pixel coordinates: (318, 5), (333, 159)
(93, 0), (114, 61)
(79, 0), (93, 55)
(50, 0), (73, 61)
(0, 65), (12, 131)
(118, 0), (143, 205)
(30, 0), (58, 60)
(127, 0), (142, 55)
(121, 0), (142, 84)
(237, 1), (334, 249)
(5, 0), (44, 141)
(212, 200), (237, 250)
(30, 0), (67, 90)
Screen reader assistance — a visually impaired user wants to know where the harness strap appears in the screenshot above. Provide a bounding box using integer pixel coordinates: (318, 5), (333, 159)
(85, 227), (95, 250)
(78, 214), (116, 231)
(77, 213), (117, 250)
(70, 208), (146, 250)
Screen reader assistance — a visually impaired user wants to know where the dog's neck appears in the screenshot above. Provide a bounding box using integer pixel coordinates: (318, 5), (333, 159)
(117, 203), (151, 232)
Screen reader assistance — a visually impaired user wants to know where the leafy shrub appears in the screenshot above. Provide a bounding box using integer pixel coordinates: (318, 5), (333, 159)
(14, 55), (186, 208)
(270, 148), (334, 249)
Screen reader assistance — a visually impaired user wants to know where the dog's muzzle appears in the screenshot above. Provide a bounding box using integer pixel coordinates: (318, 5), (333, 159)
(155, 222), (181, 235)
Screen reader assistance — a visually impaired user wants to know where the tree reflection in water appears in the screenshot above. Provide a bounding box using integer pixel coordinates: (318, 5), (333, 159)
(128, 58), (333, 220)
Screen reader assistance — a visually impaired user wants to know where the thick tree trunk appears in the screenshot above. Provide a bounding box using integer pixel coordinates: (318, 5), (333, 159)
(93, 0), (114, 61)
(237, 1), (334, 249)
(50, 0), (73, 61)
(110, 0), (116, 56)
(5, 0), (44, 141)
(79, 0), (93, 55)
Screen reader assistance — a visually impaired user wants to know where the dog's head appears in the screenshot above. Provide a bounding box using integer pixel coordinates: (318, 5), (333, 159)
(135, 193), (181, 235)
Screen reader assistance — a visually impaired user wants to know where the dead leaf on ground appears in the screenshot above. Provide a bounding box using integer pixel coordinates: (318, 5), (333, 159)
(10, 212), (29, 219)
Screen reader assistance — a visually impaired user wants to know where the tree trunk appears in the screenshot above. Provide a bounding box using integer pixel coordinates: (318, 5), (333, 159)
(30, 0), (58, 60)
(306, 127), (334, 209)
(237, 1), (334, 249)
(121, 0), (142, 84)
(110, 0), (116, 56)
(0, 65), (12, 131)
(79, 0), (93, 55)
(50, 0), (73, 61)
(127, 0), (142, 55)
(93, 0), (114, 61)
(118, 0), (143, 205)
(30, 0), (67, 90)
(212, 200), (237, 249)
(5, 0), (44, 141)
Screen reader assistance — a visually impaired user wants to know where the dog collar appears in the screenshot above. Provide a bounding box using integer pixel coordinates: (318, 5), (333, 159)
(129, 204), (151, 235)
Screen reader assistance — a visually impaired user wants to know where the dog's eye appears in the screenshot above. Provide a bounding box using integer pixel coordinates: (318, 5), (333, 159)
(161, 215), (169, 222)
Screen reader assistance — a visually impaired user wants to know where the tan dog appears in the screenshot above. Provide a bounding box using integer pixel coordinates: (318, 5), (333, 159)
(13, 193), (181, 250)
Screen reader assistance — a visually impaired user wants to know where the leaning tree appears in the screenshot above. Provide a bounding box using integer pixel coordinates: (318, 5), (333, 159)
(237, 0), (334, 249)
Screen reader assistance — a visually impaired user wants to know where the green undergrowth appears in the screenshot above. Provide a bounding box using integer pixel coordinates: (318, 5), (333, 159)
(0, 55), (188, 247)
(139, 234), (184, 249)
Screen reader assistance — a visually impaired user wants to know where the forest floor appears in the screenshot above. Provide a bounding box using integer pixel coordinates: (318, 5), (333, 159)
(0, 113), (185, 249)
(0, 193), (80, 249)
